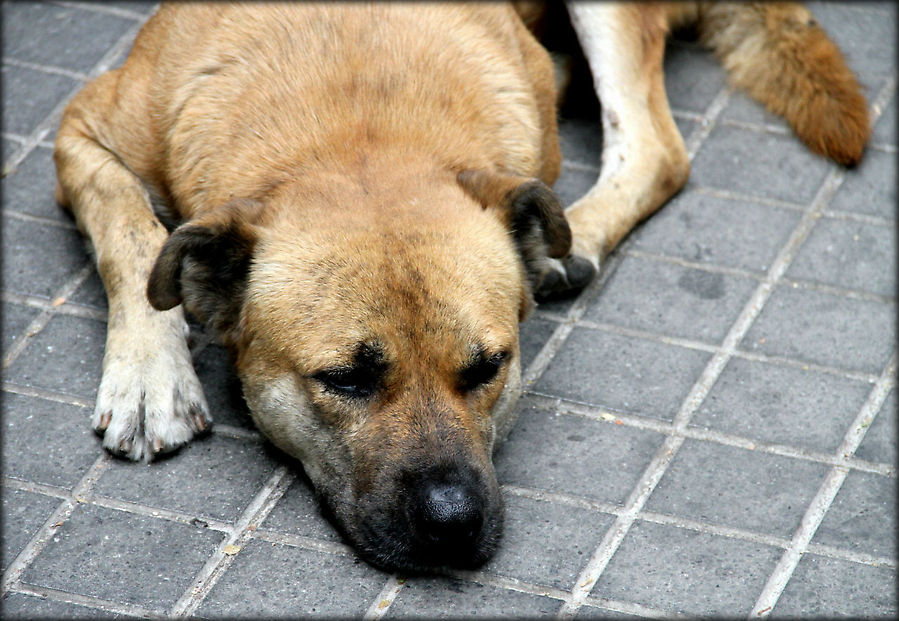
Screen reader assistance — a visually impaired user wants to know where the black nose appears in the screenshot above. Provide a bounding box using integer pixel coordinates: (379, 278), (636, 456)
(415, 481), (484, 549)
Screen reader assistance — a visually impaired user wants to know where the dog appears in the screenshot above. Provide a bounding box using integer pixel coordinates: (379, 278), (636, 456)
(54, 2), (868, 572)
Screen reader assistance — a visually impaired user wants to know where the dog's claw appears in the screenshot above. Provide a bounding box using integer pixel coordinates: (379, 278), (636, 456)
(96, 412), (112, 431)
(193, 412), (208, 432)
(152, 438), (164, 452)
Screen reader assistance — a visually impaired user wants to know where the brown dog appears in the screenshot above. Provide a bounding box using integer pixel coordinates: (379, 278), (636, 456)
(54, 2), (867, 572)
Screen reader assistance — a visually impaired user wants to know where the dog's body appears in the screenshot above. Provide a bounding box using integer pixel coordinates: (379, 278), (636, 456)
(54, 2), (868, 571)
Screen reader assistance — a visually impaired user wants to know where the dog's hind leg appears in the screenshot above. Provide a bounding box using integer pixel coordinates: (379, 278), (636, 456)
(552, 2), (690, 277)
(54, 70), (210, 462)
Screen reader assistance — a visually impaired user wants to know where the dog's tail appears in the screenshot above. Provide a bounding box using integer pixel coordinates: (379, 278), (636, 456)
(669, 2), (869, 166)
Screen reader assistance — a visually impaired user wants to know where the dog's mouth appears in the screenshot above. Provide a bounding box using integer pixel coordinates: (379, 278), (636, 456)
(318, 463), (504, 573)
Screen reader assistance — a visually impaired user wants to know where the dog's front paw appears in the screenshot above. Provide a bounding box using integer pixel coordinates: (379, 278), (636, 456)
(534, 254), (598, 301)
(93, 321), (211, 462)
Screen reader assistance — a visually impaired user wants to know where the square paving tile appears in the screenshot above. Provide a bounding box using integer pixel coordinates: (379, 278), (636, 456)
(691, 358), (872, 453)
(518, 317), (560, 372)
(66, 270), (108, 311)
(558, 119), (601, 168)
(93, 435), (278, 524)
(584, 255), (758, 344)
(663, 43), (726, 114)
(387, 576), (561, 618)
(591, 520), (782, 617)
(1, 488), (60, 572)
(629, 191), (802, 274)
(829, 149), (897, 220)
(740, 285), (894, 374)
(258, 476), (343, 543)
(534, 327), (712, 420)
(2, 302), (40, 353)
(811, 470), (896, 559)
(2, 2), (138, 74)
(854, 390), (896, 465)
(197, 539), (383, 618)
(690, 125), (832, 204)
(191, 344), (255, 430)
(645, 439), (830, 538)
(0, 65), (79, 137)
(2, 392), (98, 489)
(786, 217), (895, 296)
(0, 591), (121, 618)
(21, 503), (224, 611)
(772, 553), (897, 617)
(481, 493), (613, 592)
(1, 215), (90, 300)
(4, 314), (105, 400)
(495, 398), (665, 506)
(1, 146), (70, 221)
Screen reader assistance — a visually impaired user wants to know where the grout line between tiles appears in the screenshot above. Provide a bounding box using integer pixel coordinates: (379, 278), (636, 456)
(750, 352), (897, 617)
(363, 575), (407, 620)
(168, 466), (294, 617)
(1, 56), (90, 82)
(47, 0), (157, 21)
(2, 209), (79, 230)
(9, 582), (166, 620)
(2, 382), (92, 408)
(1, 453), (110, 593)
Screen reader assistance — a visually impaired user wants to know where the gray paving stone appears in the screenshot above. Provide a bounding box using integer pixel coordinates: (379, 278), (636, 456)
(2, 2), (137, 74)
(645, 439), (830, 538)
(721, 91), (790, 130)
(787, 217), (895, 296)
(812, 470), (896, 559)
(829, 149), (897, 220)
(592, 520), (782, 617)
(0, 64), (79, 137)
(1, 215), (90, 300)
(690, 125), (832, 204)
(873, 91), (896, 146)
(629, 190), (802, 273)
(67, 270), (108, 311)
(2, 392), (98, 489)
(387, 576), (561, 618)
(482, 493), (613, 591)
(191, 344), (255, 430)
(555, 162), (598, 208)
(93, 435), (278, 524)
(740, 285), (895, 374)
(664, 43), (727, 114)
(0, 591), (122, 619)
(584, 255), (758, 343)
(534, 327), (712, 421)
(495, 398), (665, 506)
(804, 2), (896, 79)
(1, 488), (59, 572)
(106, 1), (160, 15)
(518, 316), (558, 371)
(1, 146), (68, 221)
(575, 602), (643, 619)
(2, 302), (40, 353)
(772, 553), (897, 617)
(259, 476), (342, 542)
(3, 137), (21, 165)
(558, 119), (601, 168)
(197, 539), (383, 618)
(21, 502), (224, 610)
(691, 358), (872, 453)
(5, 314), (104, 400)
(854, 390), (896, 465)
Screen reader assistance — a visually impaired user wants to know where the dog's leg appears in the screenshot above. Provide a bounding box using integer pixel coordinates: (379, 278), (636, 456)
(558, 2), (690, 271)
(55, 72), (210, 462)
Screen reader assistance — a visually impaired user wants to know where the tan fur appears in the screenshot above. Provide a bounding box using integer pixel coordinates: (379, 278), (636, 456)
(54, 1), (869, 569)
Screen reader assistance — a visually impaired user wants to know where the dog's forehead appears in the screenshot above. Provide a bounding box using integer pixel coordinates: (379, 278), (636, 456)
(247, 220), (522, 369)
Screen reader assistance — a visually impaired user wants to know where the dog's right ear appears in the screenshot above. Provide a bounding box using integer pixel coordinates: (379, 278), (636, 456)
(457, 168), (572, 286)
(147, 199), (262, 335)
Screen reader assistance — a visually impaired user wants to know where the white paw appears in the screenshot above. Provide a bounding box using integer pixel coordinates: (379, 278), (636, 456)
(93, 315), (211, 462)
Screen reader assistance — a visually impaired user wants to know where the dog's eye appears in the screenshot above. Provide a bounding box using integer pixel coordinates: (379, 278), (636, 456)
(459, 351), (508, 392)
(312, 368), (378, 399)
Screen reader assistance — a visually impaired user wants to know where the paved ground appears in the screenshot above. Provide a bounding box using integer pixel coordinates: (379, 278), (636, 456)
(1, 1), (896, 618)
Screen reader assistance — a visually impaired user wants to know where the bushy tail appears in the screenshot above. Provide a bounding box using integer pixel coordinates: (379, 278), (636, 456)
(677, 2), (870, 166)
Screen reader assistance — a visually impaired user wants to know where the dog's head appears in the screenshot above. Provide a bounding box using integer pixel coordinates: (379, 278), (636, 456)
(147, 166), (570, 572)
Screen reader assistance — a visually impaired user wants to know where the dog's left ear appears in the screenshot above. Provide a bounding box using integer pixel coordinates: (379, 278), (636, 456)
(457, 168), (571, 294)
(147, 199), (262, 336)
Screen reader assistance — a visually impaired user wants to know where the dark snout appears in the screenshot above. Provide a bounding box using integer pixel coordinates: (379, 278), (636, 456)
(406, 464), (492, 565)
